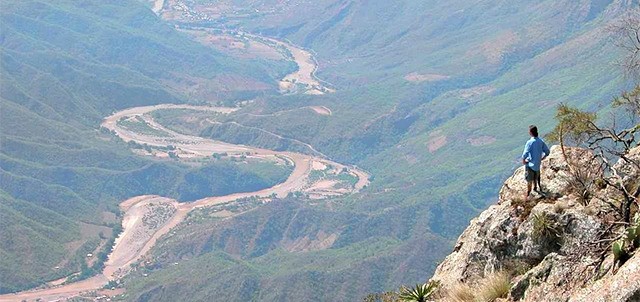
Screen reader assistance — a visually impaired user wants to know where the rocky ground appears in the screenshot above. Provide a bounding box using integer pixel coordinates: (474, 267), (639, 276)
(430, 145), (640, 302)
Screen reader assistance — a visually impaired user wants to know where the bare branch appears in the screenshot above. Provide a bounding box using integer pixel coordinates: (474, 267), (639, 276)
(609, 9), (640, 78)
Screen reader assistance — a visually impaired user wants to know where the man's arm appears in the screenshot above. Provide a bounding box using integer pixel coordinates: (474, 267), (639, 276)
(522, 141), (531, 165)
(542, 141), (550, 160)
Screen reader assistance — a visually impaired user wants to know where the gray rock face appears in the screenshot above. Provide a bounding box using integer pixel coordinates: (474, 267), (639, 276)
(430, 145), (640, 301)
(431, 202), (516, 286)
(570, 252), (640, 302)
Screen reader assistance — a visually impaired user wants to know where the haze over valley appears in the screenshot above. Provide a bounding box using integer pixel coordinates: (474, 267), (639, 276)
(0, 0), (638, 301)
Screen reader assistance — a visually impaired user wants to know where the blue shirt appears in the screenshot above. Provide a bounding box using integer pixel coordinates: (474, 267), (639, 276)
(522, 137), (550, 171)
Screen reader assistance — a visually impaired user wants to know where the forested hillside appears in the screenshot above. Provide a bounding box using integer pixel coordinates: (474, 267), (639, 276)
(0, 0), (291, 293)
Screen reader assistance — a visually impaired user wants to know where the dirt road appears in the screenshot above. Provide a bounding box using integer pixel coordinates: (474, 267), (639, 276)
(1, 104), (367, 301)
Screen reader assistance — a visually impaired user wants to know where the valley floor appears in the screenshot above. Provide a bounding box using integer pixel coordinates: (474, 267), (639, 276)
(0, 102), (368, 302)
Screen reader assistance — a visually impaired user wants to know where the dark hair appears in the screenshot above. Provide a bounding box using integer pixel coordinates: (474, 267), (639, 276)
(529, 125), (539, 137)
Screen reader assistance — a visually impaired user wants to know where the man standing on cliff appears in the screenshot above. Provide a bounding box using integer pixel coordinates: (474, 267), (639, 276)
(522, 125), (550, 200)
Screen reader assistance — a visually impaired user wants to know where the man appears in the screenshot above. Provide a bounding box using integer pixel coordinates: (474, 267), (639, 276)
(522, 125), (550, 200)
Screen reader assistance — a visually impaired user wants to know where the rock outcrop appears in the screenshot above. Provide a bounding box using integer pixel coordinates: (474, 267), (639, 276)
(430, 145), (640, 302)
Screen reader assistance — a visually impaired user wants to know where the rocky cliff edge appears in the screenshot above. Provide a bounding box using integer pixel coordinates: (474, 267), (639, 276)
(430, 145), (640, 302)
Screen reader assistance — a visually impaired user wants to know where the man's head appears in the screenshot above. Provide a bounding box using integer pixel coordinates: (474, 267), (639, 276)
(529, 125), (539, 137)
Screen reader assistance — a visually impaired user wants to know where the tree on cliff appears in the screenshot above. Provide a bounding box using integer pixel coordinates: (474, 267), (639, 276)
(547, 11), (640, 224)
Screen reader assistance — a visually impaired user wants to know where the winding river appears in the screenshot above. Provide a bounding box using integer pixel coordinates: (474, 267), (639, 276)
(0, 2), (356, 300)
(0, 104), (367, 302)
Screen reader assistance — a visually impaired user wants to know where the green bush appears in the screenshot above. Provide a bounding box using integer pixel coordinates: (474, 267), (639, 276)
(531, 212), (559, 244)
(398, 280), (440, 302)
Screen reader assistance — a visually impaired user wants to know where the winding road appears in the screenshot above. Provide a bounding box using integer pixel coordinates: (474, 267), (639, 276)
(0, 104), (368, 302)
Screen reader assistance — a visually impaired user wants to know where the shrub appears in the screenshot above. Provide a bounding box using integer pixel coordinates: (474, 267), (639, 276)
(362, 291), (399, 302)
(563, 152), (601, 205)
(399, 280), (440, 302)
(613, 213), (640, 268)
(531, 212), (559, 243)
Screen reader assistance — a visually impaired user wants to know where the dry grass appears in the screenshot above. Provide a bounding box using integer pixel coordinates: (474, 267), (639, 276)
(443, 272), (511, 302)
(445, 282), (475, 302)
(553, 200), (570, 214)
(477, 272), (511, 302)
